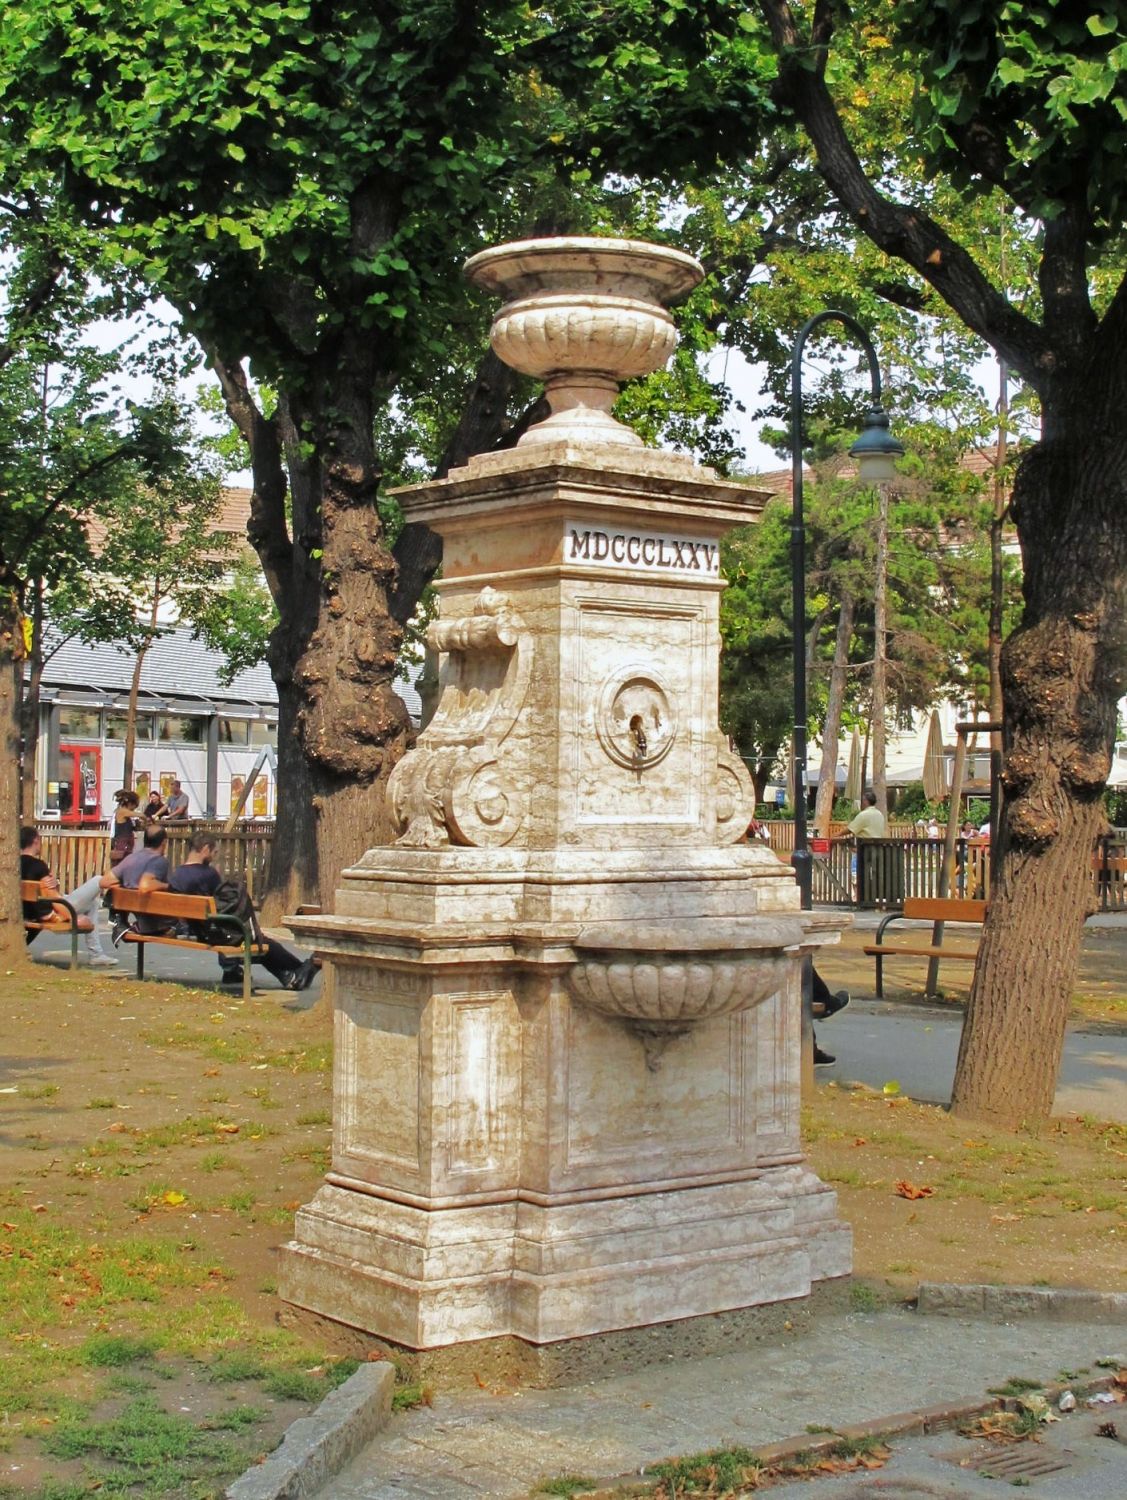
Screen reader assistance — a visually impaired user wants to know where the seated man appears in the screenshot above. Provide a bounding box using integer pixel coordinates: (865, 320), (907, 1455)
(19, 826), (118, 967)
(169, 832), (319, 991)
(101, 825), (173, 937)
(159, 781), (190, 821)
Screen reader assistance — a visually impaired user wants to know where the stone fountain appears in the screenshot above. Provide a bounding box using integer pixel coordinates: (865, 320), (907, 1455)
(278, 237), (851, 1356)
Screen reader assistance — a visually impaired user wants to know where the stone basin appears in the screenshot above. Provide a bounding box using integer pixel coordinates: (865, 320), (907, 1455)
(564, 918), (804, 1031)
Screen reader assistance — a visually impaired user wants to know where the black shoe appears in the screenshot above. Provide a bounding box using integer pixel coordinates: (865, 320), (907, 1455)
(284, 955), (320, 991)
(110, 916), (131, 947)
(814, 1045), (836, 1066)
(220, 966), (244, 985)
(816, 989), (850, 1020)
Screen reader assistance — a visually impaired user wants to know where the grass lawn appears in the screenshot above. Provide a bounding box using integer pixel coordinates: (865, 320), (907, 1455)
(0, 954), (1123, 1496)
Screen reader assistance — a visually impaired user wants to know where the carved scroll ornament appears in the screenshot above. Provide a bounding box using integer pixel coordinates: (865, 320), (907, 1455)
(387, 587), (531, 848)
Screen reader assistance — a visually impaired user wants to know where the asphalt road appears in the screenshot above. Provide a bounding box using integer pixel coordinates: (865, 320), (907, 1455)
(819, 1000), (1127, 1122)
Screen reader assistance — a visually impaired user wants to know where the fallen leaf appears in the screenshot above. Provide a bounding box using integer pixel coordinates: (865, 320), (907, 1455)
(107, 1122), (127, 1133)
(215, 1123), (240, 1135)
(882, 1080), (901, 1096)
(852, 1137), (868, 1147)
(31, 1204), (47, 1214)
(991, 1213), (1021, 1224)
(894, 1180), (934, 1200)
(162, 1191), (187, 1207)
(203, 1069), (220, 1078)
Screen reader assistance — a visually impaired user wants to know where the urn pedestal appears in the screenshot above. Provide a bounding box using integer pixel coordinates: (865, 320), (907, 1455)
(278, 240), (851, 1354)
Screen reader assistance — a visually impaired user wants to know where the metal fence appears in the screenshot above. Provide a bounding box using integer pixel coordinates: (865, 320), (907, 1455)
(34, 821), (276, 897)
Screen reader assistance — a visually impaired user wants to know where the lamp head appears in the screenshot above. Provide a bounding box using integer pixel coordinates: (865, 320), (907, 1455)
(849, 406), (904, 483)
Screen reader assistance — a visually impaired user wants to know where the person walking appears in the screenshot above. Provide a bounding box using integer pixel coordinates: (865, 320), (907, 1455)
(19, 826), (118, 967)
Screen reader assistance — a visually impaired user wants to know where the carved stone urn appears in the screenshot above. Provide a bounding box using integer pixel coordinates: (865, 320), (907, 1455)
(464, 236), (703, 448)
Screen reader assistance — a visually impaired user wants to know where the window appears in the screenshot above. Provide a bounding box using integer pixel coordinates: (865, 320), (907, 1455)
(156, 714), (205, 744)
(58, 707), (102, 739)
(105, 712), (153, 742)
(217, 718), (250, 745)
(250, 720), (278, 747)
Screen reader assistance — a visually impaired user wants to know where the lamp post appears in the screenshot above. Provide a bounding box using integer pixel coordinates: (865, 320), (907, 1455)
(789, 311), (903, 909)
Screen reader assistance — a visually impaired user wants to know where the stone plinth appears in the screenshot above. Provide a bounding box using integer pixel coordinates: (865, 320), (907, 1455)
(278, 237), (851, 1352)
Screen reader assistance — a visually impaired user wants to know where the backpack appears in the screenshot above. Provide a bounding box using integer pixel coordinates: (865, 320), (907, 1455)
(203, 878), (260, 946)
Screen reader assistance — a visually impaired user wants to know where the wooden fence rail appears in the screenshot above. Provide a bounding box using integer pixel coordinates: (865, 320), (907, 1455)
(31, 820), (1124, 913)
(33, 821), (275, 897)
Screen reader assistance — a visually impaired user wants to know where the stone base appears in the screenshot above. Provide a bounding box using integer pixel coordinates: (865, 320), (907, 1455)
(278, 1274), (855, 1389)
(277, 1164), (851, 1351)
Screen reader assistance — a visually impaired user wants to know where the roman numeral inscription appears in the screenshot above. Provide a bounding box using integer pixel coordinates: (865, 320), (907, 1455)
(565, 523), (719, 575)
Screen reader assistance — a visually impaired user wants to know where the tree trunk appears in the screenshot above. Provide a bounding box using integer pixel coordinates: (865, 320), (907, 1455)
(871, 484), (889, 817)
(259, 363), (411, 921)
(1, 583), (28, 963)
(952, 422), (1127, 1124)
(123, 586), (160, 792)
(814, 595), (854, 835)
(989, 360), (1009, 843)
(19, 577), (44, 820)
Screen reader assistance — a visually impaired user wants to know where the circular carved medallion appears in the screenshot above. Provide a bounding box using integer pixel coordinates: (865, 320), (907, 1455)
(595, 668), (677, 771)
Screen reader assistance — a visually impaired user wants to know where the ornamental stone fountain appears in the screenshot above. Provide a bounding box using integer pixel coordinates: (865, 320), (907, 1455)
(278, 237), (851, 1358)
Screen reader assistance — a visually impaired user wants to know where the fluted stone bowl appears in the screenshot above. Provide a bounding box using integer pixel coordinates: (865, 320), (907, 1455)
(564, 918), (804, 1031)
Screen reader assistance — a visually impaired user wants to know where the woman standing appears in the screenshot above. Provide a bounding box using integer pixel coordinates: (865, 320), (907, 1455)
(109, 789), (143, 867)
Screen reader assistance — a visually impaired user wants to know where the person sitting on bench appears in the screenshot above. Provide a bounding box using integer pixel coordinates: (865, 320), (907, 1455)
(19, 826), (119, 967)
(102, 825), (173, 938)
(168, 833), (319, 992)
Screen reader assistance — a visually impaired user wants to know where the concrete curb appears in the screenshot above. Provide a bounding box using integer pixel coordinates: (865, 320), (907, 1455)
(918, 1282), (1127, 1322)
(224, 1362), (394, 1500)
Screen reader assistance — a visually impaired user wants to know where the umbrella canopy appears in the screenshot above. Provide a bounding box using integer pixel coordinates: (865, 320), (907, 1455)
(844, 727), (862, 806)
(923, 710), (947, 802)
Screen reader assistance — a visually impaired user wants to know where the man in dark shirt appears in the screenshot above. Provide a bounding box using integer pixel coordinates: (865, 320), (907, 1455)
(19, 826), (118, 965)
(169, 833), (318, 991)
(102, 825), (172, 935)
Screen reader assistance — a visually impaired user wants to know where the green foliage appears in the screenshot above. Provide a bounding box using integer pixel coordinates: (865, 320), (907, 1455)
(189, 553), (278, 685)
(901, 0), (1127, 233)
(41, 1396), (245, 1493)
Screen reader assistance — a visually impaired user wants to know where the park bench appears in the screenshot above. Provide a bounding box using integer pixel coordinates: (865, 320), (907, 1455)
(863, 896), (988, 998)
(22, 880), (80, 970)
(107, 889), (267, 1000)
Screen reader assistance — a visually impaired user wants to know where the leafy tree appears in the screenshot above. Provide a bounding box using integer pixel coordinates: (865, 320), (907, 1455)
(742, 0), (1127, 1124)
(0, 0), (771, 914)
(0, 213), (205, 957)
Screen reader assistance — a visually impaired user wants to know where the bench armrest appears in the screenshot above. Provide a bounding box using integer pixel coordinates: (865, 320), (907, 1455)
(874, 908), (906, 944)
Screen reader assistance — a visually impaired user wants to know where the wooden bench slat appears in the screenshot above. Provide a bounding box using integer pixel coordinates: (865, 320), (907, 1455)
(119, 933), (267, 955)
(898, 898), (988, 924)
(110, 890), (218, 919)
(863, 945), (978, 960)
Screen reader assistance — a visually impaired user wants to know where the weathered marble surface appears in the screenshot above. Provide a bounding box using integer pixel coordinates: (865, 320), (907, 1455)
(278, 241), (851, 1350)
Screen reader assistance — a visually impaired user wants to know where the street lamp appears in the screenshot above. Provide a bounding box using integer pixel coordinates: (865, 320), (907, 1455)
(789, 312), (904, 915)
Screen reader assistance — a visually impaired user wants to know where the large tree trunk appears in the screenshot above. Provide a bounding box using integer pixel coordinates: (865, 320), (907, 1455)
(813, 595), (854, 835)
(952, 423), (1127, 1124)
(259, 363), (411, 921)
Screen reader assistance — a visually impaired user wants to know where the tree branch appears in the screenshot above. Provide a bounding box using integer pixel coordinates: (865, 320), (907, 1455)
(758, 0), (1054, 391)
(200, 343), (293, 607)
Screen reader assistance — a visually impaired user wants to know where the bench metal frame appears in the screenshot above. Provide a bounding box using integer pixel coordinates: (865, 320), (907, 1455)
(21, 880), (80, 970)
(864, 897), (987, 998)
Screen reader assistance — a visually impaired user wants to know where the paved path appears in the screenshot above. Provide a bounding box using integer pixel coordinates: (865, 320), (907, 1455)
(818, 1001), (1127, 1121)
(317, 1310), (1127, 1498)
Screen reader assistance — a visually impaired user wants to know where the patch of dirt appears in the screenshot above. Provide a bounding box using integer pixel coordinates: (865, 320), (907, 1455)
(805, 1085), (1127, 1299)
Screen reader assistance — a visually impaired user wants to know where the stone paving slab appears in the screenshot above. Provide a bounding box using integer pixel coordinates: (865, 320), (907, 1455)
(315, 1308), (1127, 1498)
